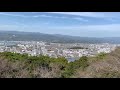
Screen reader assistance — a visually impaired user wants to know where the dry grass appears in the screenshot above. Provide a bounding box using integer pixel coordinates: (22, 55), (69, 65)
(1, 47), (120, 78)
(0, 58), (30, 78)
(71, 47), (120, 78)
(32, 63), (62, 78)
(84, 48), (120, 78)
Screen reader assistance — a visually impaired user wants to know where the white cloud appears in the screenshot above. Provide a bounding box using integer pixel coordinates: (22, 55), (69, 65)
(73, 17), (83, 20)
(0, 12), (117, 19)
(52, 24), (120, 31)
(0, 12), (68, 19)
(58, 16), (68, 19)
(34, 15), (53, 18)
(0, 13), (29, 18)
(48, 24), (120, 37)
(48, 12), (120, 22)
(0, 13), (51, 18)
(1, 12), (119, 24)
(73, 17), (88, 22)
(0, 12), (89, 22)
(47, 12), (107, 18)
(1, 23), (120, 32)
(1, 23), (120, 37)
(0, 12), (57, 19)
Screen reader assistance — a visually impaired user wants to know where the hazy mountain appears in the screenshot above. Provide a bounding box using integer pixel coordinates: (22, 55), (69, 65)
(0, 31), (120, 44)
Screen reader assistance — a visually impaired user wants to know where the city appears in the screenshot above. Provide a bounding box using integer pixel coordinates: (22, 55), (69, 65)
(1, 12), (120, 78)
(0, 41), (118, 62)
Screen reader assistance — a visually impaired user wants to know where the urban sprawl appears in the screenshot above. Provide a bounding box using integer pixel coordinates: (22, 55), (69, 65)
(0, 41), (119, 62)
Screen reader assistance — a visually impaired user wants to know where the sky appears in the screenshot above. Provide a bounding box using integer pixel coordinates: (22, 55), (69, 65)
(0, 12), (120, 37)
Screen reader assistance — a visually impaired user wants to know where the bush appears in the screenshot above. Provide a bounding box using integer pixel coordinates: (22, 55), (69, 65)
(74, 56), (89, 70)
(0, 52), (89, 78)
(96, 52), (107, 60)
(61, 62), (75, 78)
(61, 56), (89, 78)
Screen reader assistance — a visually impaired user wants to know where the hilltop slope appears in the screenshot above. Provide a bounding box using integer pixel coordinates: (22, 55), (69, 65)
(1, 31), (120, 43)
(0, 48), (120, 78)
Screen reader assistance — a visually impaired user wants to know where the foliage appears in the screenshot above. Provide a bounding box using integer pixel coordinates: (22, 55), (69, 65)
(61, 56), (89, 78)
(96, 52), (107, 60)
(1, 49), (119, 78)
(0, 52), (70, 78)
(74, 56), (89, 70)
(61, 62), (75, 78)
(0, 52), (28, 62)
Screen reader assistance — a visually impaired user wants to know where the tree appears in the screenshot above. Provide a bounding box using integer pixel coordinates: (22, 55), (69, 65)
(74, 56), (89, 70)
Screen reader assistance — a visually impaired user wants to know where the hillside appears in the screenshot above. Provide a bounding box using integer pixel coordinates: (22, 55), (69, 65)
(72, 47), (120, 78)
(0, 47), (120, 78)
(0, 31), (120, 43)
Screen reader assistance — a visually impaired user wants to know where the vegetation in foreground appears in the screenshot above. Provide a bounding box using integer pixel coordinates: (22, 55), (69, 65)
(0, 48), (120, 78)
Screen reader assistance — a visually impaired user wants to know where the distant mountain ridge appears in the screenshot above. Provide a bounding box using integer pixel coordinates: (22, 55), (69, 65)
(0, 31), (120, 44)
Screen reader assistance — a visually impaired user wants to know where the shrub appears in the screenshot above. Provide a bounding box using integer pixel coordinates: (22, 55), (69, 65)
(96, 52), (107, 60)
(61, 56), (89, 78)
(0, 52), (89, 78)
(97, 71), (120, 78)
(74, 56), (89, 70)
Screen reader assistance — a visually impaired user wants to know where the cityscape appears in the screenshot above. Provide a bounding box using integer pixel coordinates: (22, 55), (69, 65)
(1, 12), (120, 78)
(0, 41), (118, 62)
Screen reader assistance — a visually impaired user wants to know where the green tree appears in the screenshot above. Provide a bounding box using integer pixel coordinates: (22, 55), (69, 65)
(96, 52), (106, 60)
(74, 56), (89, 70)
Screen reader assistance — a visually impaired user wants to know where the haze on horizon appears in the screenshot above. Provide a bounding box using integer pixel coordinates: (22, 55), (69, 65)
(0, 12), (120, 37)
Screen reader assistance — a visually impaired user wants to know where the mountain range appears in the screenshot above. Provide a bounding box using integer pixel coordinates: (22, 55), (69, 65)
(0, 30), (120, 44)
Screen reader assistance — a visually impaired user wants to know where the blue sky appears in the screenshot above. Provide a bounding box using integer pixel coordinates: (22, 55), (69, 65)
(0, 12), (120, 37)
